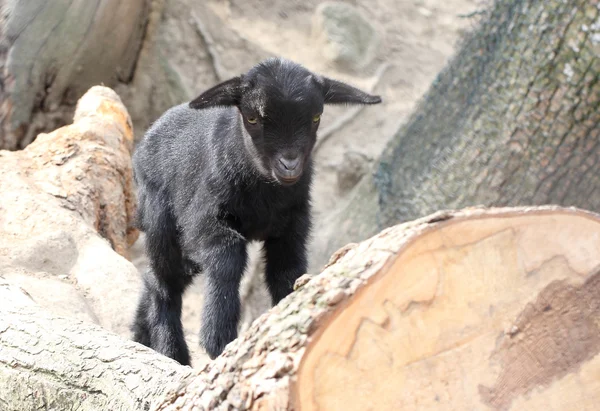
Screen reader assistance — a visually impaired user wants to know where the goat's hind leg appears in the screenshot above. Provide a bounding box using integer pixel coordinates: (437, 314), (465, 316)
(132, 285), (152, 346)
(132, 191), (192, 365)
(134, 263), (192, 365)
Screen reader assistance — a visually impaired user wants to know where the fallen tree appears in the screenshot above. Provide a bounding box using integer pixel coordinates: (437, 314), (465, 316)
(2, 206), (599, 410)
(0, 86), (140, 336)
(0, 0), (151, 149)
(310, 0), (600, 269)
(0, 280), (192, 411)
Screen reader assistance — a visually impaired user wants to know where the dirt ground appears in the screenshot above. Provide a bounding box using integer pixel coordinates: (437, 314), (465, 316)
(129, 0), (481, 368)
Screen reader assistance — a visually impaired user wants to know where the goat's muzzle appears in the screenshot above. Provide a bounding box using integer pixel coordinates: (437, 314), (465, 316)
(273, 155), (303, 185)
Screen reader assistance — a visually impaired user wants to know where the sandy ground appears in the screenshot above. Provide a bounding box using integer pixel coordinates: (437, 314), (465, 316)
(130, 0), (481, 367)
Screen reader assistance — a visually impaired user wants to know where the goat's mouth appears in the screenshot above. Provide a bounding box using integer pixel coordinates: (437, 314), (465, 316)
(274, 174), (301, 186)
(272, 158), (303, 185)
(272, 170), (302, 186)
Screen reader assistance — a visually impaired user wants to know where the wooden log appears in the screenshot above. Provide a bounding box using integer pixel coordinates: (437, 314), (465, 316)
(0, 85), (140, 336)
(309, 0), (600, 270)
(157, 206), (600, 411)
(1, 206), (599, 410)
(0, 279), (192, 411)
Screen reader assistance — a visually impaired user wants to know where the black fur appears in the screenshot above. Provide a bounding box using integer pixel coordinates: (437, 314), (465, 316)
(132, 58), (381, 364)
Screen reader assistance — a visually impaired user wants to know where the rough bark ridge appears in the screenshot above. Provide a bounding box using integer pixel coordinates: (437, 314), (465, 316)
(0, 280), (192, 411)
(0, 85), (140, 336)
(312, 0), (600, 268)
(0, 0), (150, 149)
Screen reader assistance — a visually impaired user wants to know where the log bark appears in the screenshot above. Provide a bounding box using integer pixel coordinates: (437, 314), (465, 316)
(0, 0), (150, 149)
(310, 0), (600, 269)
(0, 280), (192, 411)
(155, 206), (600, 411)
(4, 206), (597, 410)
(0, 85), (140, 337)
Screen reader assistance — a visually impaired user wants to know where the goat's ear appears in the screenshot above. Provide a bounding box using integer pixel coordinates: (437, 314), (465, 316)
(321, 77), (382, 105)
(189, 76), (243, 109)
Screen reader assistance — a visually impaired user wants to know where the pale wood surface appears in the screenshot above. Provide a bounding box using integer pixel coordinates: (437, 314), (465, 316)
(0, 86), (141, 342)
(299, 209), (600, 411)
(0, 281), (192, 411)
(158, 206), (600, 411)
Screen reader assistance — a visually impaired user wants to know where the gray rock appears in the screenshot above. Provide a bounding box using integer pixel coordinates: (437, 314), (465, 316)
(312, 2), (380, 71)
(336, 151), (372, 193)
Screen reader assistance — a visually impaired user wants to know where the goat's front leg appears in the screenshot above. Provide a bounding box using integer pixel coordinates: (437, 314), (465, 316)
(264, 205), (311, 305)
(185, 220), (248, 359)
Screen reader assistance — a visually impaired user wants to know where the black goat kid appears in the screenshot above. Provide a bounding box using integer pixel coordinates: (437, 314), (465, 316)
(132, 58), (381, 365)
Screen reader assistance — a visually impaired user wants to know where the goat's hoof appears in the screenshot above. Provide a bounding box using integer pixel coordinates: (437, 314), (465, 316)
(200, 326), (237, 359)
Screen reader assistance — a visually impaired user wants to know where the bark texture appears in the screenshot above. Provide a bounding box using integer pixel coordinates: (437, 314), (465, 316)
(311, 0), (600, 268)
(0, 280), (192, 411)
(0, 85), (140, 337)
(156, 206), (600, 411)
(0, 0), (150, 149)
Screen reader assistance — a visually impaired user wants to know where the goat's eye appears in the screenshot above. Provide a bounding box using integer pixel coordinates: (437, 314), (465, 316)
(247, 117), (258, 125)
(312, 114), (322, 123)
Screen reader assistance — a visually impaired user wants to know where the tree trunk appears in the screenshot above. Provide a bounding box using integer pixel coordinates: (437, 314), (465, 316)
(311, 0), (600, 269)
(3, 206), (599, 411)
(0, 0), (150, 149)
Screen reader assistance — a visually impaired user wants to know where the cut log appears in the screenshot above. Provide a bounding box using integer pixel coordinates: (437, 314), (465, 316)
(0, 279), (192, 411)
(157, 206), (600, 411)
(2, 206), (599, 410)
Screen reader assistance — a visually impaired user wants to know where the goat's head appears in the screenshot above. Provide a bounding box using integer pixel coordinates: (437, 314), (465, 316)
(189, 58), (381, 185)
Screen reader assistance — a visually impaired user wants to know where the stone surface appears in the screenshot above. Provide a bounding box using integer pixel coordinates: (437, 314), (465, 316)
(336, 151), (371, 193)
(312, 2), (380, 71)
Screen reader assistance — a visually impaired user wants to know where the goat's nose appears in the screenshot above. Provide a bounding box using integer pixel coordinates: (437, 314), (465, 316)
(279, 156), (300, 171)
